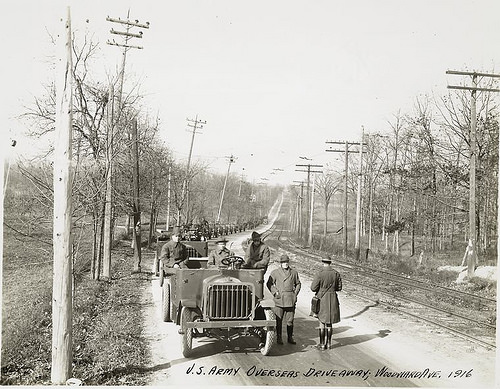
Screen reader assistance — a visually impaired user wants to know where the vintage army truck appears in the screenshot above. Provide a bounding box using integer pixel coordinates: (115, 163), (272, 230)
(158, 240), (276, 357)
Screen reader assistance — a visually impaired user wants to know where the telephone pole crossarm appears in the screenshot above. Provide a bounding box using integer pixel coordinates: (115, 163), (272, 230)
(447, 85), (500, 93)
(446, 70), (500, 78)
(106, 40), (143, 49)
(110, 29), (143, 39)
(106, 16), (150, 29)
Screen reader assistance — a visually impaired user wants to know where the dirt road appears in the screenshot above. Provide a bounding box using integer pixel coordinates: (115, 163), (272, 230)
(140, 198), (496, 387)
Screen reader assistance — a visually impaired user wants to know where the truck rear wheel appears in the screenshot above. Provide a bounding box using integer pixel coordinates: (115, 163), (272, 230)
(153, 251), (159, 276)
(159, 260), (164, 287)
(260, 308), (276, 356)
(161, 281), (171, 322)
(171, 302), (177, 321)
(181, 307), (194, 357)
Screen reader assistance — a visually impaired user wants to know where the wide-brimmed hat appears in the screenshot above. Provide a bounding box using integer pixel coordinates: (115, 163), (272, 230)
(251, 231), (261, 241)
(279, 254), (290, 263)
(321, 256), (332, 264)
(216, 237), (228, 244)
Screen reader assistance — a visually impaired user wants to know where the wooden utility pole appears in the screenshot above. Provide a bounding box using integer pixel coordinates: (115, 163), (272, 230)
(446, 70), (500, 278)
(102, 83), (114, 280)
(354, 127), (365, 261)
(326, 139), (366, 258)
(296, 164), (323, 240)
(217, 155), (236, 223)
(308, 173), (317, 247)
(180, 115), (206, 225)
(293, 180), (304, 237)
(131, 119), (141, 272)
(238, 168), (245, 197)
(104, 13), (149, 278)
(51, 7), (73, 384)
(165, 166), (171, 231)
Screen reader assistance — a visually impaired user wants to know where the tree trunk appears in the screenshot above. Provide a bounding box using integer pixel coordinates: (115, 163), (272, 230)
(323, 202), (329, 236)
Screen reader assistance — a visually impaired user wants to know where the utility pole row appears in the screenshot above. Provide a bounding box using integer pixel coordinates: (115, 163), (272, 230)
(103, 12), (149, 278)
(295, 164), (323, 245)
(326, 135), (367, 259)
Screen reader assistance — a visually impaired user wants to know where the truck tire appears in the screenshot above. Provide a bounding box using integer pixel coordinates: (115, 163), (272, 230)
(260, 308), (276, 356)
(161, 281), (171, 322)
(181, 307), (194, 357)
(171, 302), (177, 322)
(153, 251), (159, 276)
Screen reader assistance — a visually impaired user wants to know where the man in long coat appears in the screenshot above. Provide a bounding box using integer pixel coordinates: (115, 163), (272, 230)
(243, 231), (270, 271)
(310, 256), (342, 350)
(208, 238), (235, 267)
(266, 254), (301, 344)
(159, 226), (189, 269)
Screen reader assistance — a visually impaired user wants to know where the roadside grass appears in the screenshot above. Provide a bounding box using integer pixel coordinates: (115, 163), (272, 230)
(2, 219), (153, 385)
(71, 243), (152, 385)
(2, 224), (54, 384)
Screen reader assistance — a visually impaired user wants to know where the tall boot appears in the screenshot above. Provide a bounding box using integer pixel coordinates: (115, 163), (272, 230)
(326, 327), (333, 349)
(318, 329), (326, 350)
(287, 325), (296, 344)
(276, 318), (283, 345)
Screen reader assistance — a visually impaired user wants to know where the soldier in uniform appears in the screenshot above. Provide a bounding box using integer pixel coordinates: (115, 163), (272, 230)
(159, 226), (189, 269)
(208, 238), (235, 267)
(243, 231), (271, 271)
(266, 254), (301, 345)
(310, 256), (342, 350)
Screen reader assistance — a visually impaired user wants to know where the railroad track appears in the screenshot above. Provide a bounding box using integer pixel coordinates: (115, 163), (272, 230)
(263, 204), (496, 350)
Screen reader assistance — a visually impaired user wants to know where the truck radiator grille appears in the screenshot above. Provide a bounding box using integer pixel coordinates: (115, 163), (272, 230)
(207, 284), (253, 319)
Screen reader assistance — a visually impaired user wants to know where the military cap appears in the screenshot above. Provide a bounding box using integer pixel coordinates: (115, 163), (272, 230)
(172, 226), (182, 235)
(216, 237), (228, 244)
(322, 256), (332, 263)
(251, 231), (261, 240)
(279, 254), (290, 263)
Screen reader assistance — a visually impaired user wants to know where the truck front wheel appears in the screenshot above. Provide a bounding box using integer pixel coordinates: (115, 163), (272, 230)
(260, 308), (276, 356)
(181, 307), (194, 357)
(161, 281), (171, 322)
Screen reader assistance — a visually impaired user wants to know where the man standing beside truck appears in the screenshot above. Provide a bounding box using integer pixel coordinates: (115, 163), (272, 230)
(266, 254), (301, 345)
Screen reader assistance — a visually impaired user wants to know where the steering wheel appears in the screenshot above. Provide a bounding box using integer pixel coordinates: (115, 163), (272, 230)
(221, 255), (245, 268)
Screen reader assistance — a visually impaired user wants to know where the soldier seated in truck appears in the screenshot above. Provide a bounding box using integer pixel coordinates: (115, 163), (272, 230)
(243, 231), (271, 272)
(208, 237), (236, 268)
(159, 226), (189, 269)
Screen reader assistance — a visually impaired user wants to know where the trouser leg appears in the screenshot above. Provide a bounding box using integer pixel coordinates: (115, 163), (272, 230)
(287, 325), (296, 344)
(276, 317), (283, 344)
(274, 307), (284, 344)
(318, 328), (326, 350)
(282, 308), (296, 344)
(318, 321), (327, 350)
(326, 325), (332, 349)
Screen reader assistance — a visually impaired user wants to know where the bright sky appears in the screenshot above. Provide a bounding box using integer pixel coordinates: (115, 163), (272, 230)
(2, 0), (499, 186)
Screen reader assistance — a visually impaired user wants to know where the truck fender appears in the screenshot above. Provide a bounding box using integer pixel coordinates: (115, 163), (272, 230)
(259, 299), (275, 308)
(180, 299), (198, 309)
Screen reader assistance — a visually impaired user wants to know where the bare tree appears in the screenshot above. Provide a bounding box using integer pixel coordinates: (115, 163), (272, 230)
(315, 167), (342, 237)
